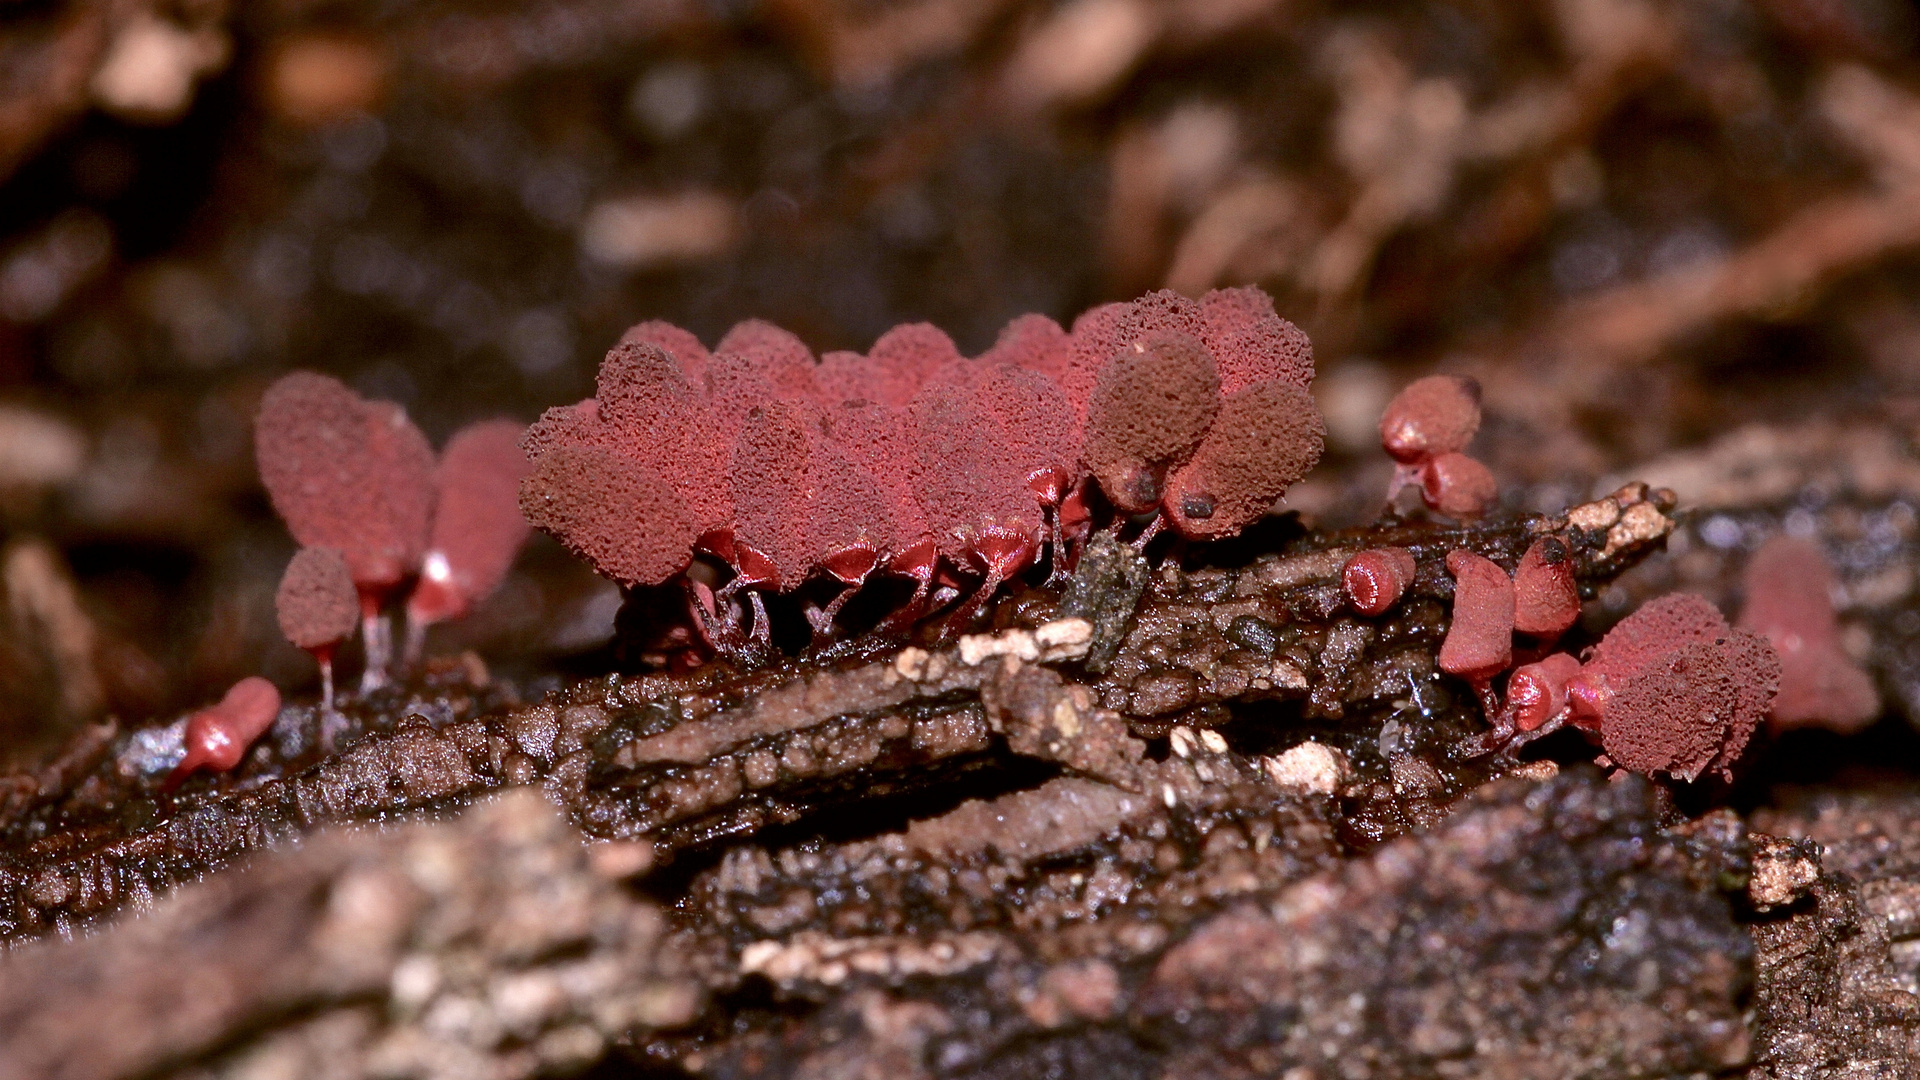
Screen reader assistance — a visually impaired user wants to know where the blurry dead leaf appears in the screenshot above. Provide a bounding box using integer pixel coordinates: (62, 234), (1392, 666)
(579, 192), (738, 269)
(1002, 0), (1159, 111)
(267, 34), (389, 126)
(90, 12), (230, 124)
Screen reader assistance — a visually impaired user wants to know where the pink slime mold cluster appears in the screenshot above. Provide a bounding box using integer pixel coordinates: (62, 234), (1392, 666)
(256, 373), (532, 707)
(1343, 373), (1791, 782)
(1442, 556), (1777, 782)
(1738, 535), (1879, 734)
(1378, 374), (1497, 519)
(518, 287), (1326, 649)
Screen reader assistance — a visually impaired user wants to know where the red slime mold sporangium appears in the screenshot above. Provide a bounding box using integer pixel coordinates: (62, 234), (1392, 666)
(276, 546), (358, 652)
(618, 318), (712, 388)
(1161, 379), (1323, 540)
(1507, 653), (1582, 733)
(1341, 547), (1418, 616)
(715, 318), (820, 404)
(257, 372), (429, 592)
(1513, 536), (1580, 638)
(1439, 549), (1515, 687)
(276, 545), (357, 711)
(166, 676), (283, 787)
(1195, 285), (1316, 395)
(1418, 451), (1498, 520)
(1600, 629), (1778, 782)
(408, 420), (532, 628)
(1379, 375), (1481, 465)
(520, 444), (699, 587)
(1082, 331), (1221, 512)
(1738, 535), (1879, 734)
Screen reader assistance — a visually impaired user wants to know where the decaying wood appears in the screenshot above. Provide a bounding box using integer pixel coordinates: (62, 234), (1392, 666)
(0, 485), (1674, 943)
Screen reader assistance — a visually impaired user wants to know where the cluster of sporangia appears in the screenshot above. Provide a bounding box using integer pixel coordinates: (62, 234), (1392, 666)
(164, 373), (532, 786)
(165, 289), (1877, 788)
(1339, 375), (1877, 781)
(516, 287), (1326, 647)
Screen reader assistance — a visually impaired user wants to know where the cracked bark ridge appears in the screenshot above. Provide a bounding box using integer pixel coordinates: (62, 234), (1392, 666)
(0, 620), (1091, 939)
(676, 739), (1342, 1076)
(0, 666), (522, 940)
(693, 752), (1340, 996)
(0, 789), (702, 1080)
(680, 770), (1748, 1080)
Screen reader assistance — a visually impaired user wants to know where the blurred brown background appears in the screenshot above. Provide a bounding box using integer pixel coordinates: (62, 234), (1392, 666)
(2, 0), (1917, 761)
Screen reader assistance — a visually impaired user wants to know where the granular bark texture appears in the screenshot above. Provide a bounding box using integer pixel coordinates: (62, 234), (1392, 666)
(2, 766), (1750, 1080)
(0, 789), (702, 1080)
(1140, 773), (1752, 1080)
(1747, 788), (1920, 1079)
(0, 486), (1677, 940)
